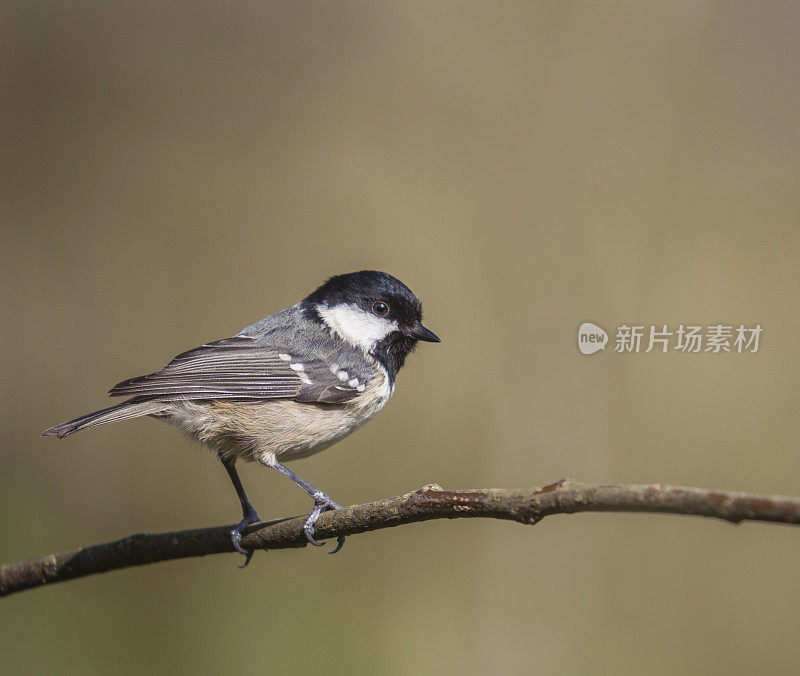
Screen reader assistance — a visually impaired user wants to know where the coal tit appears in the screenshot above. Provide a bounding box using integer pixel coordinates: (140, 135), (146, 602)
(43, 271), (440, 561)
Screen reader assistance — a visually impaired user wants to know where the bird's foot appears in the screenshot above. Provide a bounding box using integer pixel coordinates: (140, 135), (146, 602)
(230, 507), (261, 568)
(303, 493), (346, 554)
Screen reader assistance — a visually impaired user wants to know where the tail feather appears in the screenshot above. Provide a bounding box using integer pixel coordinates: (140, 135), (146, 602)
(42, 400), (165, 438)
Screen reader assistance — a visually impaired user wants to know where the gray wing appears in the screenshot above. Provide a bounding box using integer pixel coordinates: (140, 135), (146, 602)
(107, 337), (362, 404)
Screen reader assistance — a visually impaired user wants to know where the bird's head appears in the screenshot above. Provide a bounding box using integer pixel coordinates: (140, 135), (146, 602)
(304, 270), (440, 375)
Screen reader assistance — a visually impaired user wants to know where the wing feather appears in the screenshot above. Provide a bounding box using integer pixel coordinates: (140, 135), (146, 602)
(108, 337), (361, 404)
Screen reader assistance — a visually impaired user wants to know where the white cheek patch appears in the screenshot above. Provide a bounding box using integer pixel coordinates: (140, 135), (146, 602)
(316, 303), (399, 352)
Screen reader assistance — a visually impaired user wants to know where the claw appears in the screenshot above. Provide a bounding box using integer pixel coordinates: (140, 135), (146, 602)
(230, 529), (248, 555)
(329, 536), (346, 554)
(303, 503), (326, 546)
(237, 550), (255, 568)
(306, 532), (325, 547)
(230, 508), (261, 567)
(301, 496), (346, 553)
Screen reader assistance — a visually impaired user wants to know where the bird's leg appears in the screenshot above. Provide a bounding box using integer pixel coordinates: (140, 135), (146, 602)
(219, 453), (261, 567)
(262, 457), (346, 554)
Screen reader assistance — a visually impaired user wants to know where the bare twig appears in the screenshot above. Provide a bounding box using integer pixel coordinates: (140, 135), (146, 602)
(3, 478), (800, 597)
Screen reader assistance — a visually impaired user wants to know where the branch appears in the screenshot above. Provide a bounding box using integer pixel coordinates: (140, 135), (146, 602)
(3, 478), (800, 597)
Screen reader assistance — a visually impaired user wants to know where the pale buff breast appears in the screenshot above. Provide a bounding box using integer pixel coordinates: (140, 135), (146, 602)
(162, 368), (392, 463)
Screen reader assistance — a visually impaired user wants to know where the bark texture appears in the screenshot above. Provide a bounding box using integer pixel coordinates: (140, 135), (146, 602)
(3, 479), (800, 597)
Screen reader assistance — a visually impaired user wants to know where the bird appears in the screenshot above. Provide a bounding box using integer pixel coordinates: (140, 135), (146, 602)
(43, 270), (440, 563)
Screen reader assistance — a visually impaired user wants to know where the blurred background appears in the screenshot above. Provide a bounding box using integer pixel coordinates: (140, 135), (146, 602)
(2, 1), (800, 674)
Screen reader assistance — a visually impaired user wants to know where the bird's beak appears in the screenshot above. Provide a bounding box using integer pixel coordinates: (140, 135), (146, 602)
(403, 322), (441, 343)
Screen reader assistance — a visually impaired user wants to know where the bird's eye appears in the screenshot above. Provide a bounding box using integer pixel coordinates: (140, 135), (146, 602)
(372, 301), (389, 317)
